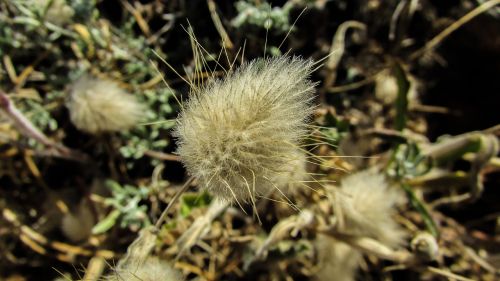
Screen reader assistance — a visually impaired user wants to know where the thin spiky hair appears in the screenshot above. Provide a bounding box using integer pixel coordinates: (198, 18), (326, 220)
(175, 55), (317, 203)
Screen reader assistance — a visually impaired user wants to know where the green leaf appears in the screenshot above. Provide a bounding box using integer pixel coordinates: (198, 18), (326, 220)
(401, 184), (439, 237)
(91, 209), (121, 234)
(105, 180), (123, 195)
(392, 62), (410, 131)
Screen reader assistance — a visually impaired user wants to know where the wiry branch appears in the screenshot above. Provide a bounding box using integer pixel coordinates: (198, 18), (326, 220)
(323, 230), (415, 264)
(0, 90), (89, 162)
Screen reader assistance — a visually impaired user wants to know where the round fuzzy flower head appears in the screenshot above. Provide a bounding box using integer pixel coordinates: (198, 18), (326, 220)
(337, 169), (407, 248)
(66, 75), (146, 134)
(175, 56), (316, 203)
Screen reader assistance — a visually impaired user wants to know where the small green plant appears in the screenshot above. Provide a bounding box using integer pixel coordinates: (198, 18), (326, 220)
(92, 180), (151, 234)
(387, 142), (432, 180)
(119, 87), (177, 167)
(232, 0), (294, 33)
(179, 192), (212, 217)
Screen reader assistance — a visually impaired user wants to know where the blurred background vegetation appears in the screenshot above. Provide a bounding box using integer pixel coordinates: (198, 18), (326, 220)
(0, 0), (499, 280)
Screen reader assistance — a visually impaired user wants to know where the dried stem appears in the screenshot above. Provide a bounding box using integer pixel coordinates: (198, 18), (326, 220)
(154, 176), (195, 230)
(207, 0), (234, 50)
(0, 90), (89, 162)
(144, 149), (181, 162)
(410, 0), (500, 60)
(320, 227), (416, 264)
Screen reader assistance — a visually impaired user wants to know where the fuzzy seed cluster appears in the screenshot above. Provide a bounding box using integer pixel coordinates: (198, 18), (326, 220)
(316, 169), (407, 281)
(30, 0), (74, 26)
(338, 169), (406, 247)
(66, 75), (146, 134)
(106, 257), (183, 281)
(175, 56), (315, 202)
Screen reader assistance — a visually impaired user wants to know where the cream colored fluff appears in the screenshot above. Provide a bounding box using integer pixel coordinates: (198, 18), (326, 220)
(337, 169), (406, 247)
(60, 201), (94, 242)
(315, 234), (361, 281)
(315, 170), (407, 281)
(66, 75), (145, 134)
(175, 56), (316, 203)
(28, 0), (74, 25)
(106, 257), (183, 281)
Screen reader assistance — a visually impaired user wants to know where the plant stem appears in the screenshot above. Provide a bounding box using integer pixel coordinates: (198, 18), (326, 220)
(0, 90), (89, 162)
(154, 176), (195, 230)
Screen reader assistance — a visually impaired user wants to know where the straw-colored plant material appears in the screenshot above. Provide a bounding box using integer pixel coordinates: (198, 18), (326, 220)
(66, 75), (146, 134)
(175, 56), (315, 204)
(105, 257), (183, 281)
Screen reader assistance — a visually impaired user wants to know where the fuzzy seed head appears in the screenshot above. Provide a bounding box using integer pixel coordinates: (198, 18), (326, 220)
(30, 0), (74, 25)
(337, 169), (406, 248)
(375, 70), (419, 105)
(316, 170), (406, 281)
(175, 56), (316, 202)
(106, 257), (183, 281)
(315, 234), (361, 281)
(60, 201), (94, 242)
(66, 75), (146, 134)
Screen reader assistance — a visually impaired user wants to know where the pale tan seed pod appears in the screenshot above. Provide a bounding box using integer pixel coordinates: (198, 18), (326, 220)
(411, 232), (439, 261)
(66, 75), (146, 134)
(60, 200), (95, 242)
(374, 70), (399, 105)
(314, 234), (361, 281)
(105, 257), (183, 281)
(175, 56), (316, 203)
(30, 0), (74, 26)
(105, 228), (183, 280)
(374, 70), (419, 106)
